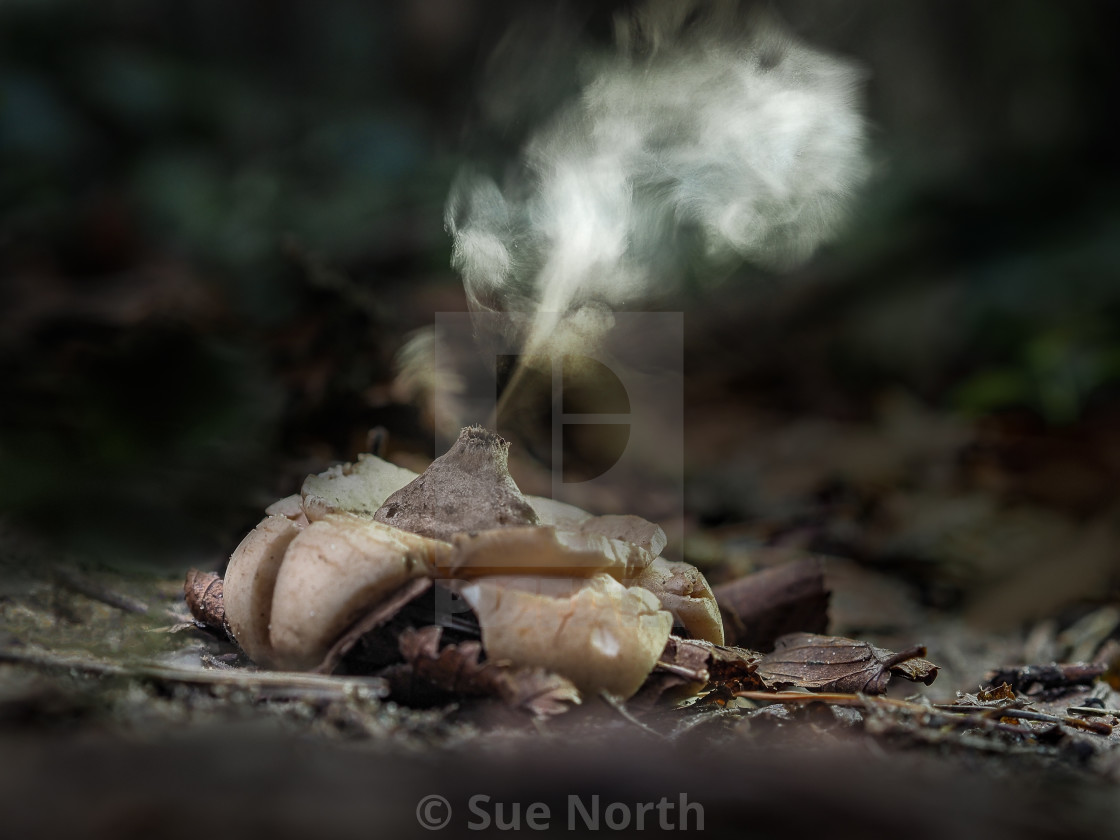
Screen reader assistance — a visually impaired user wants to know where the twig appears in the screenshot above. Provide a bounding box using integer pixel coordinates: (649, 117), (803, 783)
(736, 690), (919, 710)
(53, 566), (150, 615)
(653, 660), (710, 683)
(1068, 705), (1120, 718)
(936, 703), (1113, 736)
(737, 691), (1113, 737)
(599, 691), (664, 739)
(0, 645), (388, 702)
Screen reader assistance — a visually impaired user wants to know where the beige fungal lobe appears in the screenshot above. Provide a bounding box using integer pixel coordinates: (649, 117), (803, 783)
(526, 495), (594, 530)
(373, 426), (539, 541)
(223, 515), (303, 667)
(460, 573), (673, 699)
(580, 514), (667, 558)
(264, 493), (307, 523)
(267, 514), (446, 670)
(301, 454), (419, 521)
(635, 557), (725, 645)
(443, 526), (653, 579)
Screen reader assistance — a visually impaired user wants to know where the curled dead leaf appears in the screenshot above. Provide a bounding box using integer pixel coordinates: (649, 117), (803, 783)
(756, 632), (939, 694)
(394, 625), (581, 716)
(184, 569), (227, 634)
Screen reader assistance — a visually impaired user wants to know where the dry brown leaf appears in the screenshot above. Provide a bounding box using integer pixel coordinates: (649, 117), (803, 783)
(394, 625), (581, 716)
(756, 632), (938, 694)
(976, 682), (1017, 703)
(633, 636), (765, 706)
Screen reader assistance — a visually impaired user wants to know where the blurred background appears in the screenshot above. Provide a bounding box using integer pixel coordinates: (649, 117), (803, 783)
(2, 0), (1119, 633)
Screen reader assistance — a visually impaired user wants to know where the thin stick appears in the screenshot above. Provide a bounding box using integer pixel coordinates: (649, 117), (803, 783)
(654, 661), (711, 683)
(737, 691), (1113, 736)
(735, 690), (922, 710)
(1068, 705), (1120, 718)
(53, 567), (150, 615)
(599, 691), (664, 739)
(935, 703), (1113, 735)
(0, 646), (389, 701)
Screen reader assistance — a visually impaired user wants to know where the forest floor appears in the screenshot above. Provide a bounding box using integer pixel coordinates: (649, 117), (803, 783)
(3, 391), (1120, 839)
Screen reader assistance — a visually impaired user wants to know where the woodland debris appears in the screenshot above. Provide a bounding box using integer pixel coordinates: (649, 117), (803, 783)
(934, 702), (1112, 736)
(986, 662), (1106, 696)
(0, 644), (388, 703)
(313, 578), (433, 675)
(1068, 705), (1120, 718)
(54, 567), (151, 615)
(183, 569), (226, 633)
(632, 636), (764, 707)
(736, 689), (1113, 748)
(756, 632), (938, 694)
(390, 625), (581, 716)
(713, 558), (829, 650)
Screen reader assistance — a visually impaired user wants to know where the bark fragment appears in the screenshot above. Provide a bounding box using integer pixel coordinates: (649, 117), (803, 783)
(985, 662), (1106, 696)
(713, 558), (829, 650)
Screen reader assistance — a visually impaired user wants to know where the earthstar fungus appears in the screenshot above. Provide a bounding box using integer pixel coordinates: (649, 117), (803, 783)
(217, 426), (724, 702)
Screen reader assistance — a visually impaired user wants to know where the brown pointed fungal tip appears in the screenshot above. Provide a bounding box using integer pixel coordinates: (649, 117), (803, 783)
(372, 426), (540, 542)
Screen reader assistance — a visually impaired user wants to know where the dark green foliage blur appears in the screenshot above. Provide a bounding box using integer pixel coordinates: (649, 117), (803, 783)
(2, 0), (1118, 564)
(0, 0), (510, 562)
